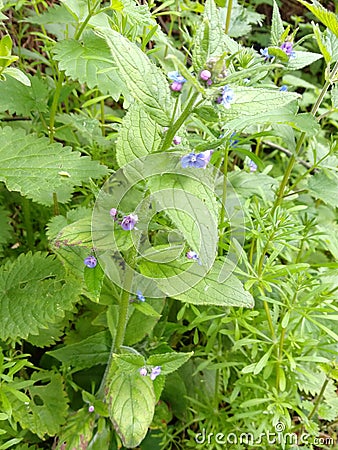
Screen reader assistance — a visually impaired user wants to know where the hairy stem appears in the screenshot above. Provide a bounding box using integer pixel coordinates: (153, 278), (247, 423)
(225, 0), (233, 34)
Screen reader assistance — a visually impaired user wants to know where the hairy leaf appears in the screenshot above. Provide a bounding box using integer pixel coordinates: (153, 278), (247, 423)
(116, 103), (162, 167)
(271, 0), (284, 46)
(308, 171), (338, 208)
(298, 0), (338, 37)
(96, 27), (173, 126)
(0, 252), (81, 340)
(0, 127), (108, 205)
(53, 31), (130, 102)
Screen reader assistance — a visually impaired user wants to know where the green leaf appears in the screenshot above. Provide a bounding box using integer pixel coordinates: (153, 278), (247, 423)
(0, 127), (108, 205)
(286, 51), (322, 70)
(3, 67), (30, 86)
(298, 0), (338, 37)
(0, 252), (81, 341)
(55, 407), (95, 450)
(228, 171), (278, 202)
(84, 264), (105, 301)
(133, 302), (161, 318)
(147, 352), (193, 374)
(271, 0), (284, 46)
(313, 23), (332, 64)
(332, 83), (338, 108)
(96, 27), (173, 126)
(11, 372), (68, 438)
(0, 206), (11, 255)
(47, 331), (111, 370)
(106, 364), (156, 448)
(140, 259), (254, 308)
(53, 31), (130, 102)
(308, 170), (338, 208)
(0, 74), (48, 115)
(116, 103), (162, 167)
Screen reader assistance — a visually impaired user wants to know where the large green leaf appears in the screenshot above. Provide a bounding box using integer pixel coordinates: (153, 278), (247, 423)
(308, 171), (338, 208)
(0, 127), (108, 205)
(48, 331), (111, 370)
(139, 259), (254, 307)
(106, 362), (156, 448)
(116, 103), (162, 167)
(0, 252), (81, 340)
(53, 31), (130, 102)
(10, 372), (68, 438)
(96, 28), (173, 126)
(0, 74), (48, 115)
(286, 51), (322, 70)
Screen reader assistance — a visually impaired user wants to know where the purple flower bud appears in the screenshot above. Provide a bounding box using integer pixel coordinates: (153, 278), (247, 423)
(84, 256), (97, 268)
(136, 290), (145, 302)
(173, 136), (182, 145)
(88, 405), (95, 413)
(150, 366), (161, 380)
(121, 213), (138, 231)
(206, 79), (213, 86)
(110, 208), (117, 218)
(139, 367), (147, 376)
(248, 159), (257, 172)
(200, 69), (212, 81)
(186, 250), (199, 260)
(170, 81), (183, 92)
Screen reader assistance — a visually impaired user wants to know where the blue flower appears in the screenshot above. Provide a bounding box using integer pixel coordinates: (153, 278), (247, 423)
(279, 85), (288, 92)
(248, 159), (257, 172)
(260, 47), (273, 61)
(150, 366), (162, 380)
(136, 290), (145, 302)
(84, 256), (97, 268)
(121, 213), (138, 231)
(229, 132), (239, 148)
(218, 85), (234, 109)
(181, 151), (212, 169)
(168, 71), (187, 84)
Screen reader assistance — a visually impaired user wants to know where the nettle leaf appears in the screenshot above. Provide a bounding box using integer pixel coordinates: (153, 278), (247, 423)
(271, 0), (284, 46)
(10, 372), (68, 438)
(116, 103), (162, 167)
(298, 0), (338, 37)
(308, 171), (338, 208)
(139, 259), (254, 308)
(0, 127), (108, 205)
(193, 0), (226, 72)
(48, 331), (111, 370)
(0, 252), (81, 341)
(96, 27), (173, 126)
(106, 363), (156, 448)
(120, 0), (155, 27)
(53, 31), (130, 102)
(0, 74), (48, 115)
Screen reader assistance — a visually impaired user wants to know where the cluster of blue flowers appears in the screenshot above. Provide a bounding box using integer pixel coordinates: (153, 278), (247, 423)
(260, 40), (296, 61)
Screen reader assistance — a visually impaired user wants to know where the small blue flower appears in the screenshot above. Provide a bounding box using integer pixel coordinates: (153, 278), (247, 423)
(248, 159), (257, 172)
(229, 132), (239, 148)
(168, 71), (187, 84)
(181, 150), (212, 169)
(279, 85), (288, 92)
(150, 366), (162, 380)
(136, 290), (145, 302)
(88, 405), (95, 413)
(121, 213), (138, 231)
(84, 256), (97, 268)
(260, 47), (273, 61)
(219, 85), (234, 109)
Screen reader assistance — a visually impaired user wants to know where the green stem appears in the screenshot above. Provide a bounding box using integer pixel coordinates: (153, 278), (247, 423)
(276, 327), (286, 390)
(74, 0), (101, 41)
(218, 146), (229, 255)
(225, 0), (233, 34)
(114, 265), (135, 351)
(308, 376), (330, 420)
(160, 92), (199, 152)
(100, 98), (105, 137)
(259, 287), (276, 340)
(49, 71), (64, 143)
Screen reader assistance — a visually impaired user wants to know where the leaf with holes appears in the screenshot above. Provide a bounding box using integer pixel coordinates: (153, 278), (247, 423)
(0, 252), (81, 341)
(0, 127), (108, 205)
(96, 27), (173, 126)
(10, 372), (68, 438)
